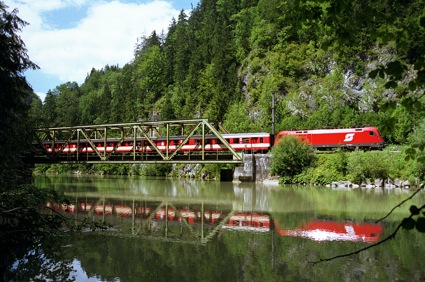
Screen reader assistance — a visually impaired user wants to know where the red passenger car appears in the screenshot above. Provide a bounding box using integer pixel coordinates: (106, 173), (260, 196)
(275, 127), (385, 150)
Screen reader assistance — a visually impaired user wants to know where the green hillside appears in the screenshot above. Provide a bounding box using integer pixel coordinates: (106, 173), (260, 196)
(29, 0), (425, 145)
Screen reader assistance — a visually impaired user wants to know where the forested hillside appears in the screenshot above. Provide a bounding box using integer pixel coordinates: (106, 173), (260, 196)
(30, 0), (425, 145)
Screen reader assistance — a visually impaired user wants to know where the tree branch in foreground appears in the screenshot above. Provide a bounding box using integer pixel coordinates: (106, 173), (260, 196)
(376, 184), (424, 223)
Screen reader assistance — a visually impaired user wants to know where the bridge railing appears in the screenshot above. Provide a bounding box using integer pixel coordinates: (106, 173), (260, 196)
(31, 119), (243, 164)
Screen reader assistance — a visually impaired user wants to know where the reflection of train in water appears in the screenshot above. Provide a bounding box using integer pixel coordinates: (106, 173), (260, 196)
(274, 220), (383, 243)
(50, 201), (383, 243)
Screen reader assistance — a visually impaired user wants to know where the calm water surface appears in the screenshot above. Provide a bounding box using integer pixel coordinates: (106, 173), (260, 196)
(11, 175), (425, 281)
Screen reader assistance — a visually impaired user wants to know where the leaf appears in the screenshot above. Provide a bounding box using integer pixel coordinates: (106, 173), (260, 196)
(401, 97), (413, 107)
(408, 81), (416, 91)
(386, 61), (405, 80)
(381, 101), (397, 111)
(405, 147), (416, 156)
(417, 70), (425, 86)
(384, 80), (398, 89)
(413, 101), (422, 111)
(402, 217), (415, 230)
(416, 217), (425, 233)
(410, 205), (420, 215)
(416, 156), (425, 163)
(420, 16), (425, 28)
(369, 69), (379, 79)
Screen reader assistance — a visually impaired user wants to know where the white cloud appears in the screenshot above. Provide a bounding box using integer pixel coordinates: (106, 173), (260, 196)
(9, 0), (181, 86)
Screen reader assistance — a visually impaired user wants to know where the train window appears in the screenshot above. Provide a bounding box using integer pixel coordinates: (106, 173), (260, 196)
(260, 138), (263, 143)
(195, 139), (201, 145)
(233, 138), (239, 143)
(215, 139), (222, 144)
(369, 131), (376, 136)
(243, 138), (249, 144)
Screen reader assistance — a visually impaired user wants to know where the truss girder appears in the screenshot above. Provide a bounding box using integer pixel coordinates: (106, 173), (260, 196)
(32, 119), (243, 164)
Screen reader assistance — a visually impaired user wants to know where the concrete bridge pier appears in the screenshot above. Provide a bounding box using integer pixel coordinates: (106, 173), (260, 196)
(232, 154), (273, 183)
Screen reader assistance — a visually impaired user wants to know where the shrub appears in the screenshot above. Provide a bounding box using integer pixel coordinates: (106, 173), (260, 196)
(271, 135), (317, 178)
(92, 164), (129, 175)
(140, 164), (172, 176)
(295, 153), (347, 185)
(346, 149), (410, 184)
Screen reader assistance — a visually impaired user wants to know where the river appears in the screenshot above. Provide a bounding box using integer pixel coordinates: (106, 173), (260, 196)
(8, 175), (425, 281)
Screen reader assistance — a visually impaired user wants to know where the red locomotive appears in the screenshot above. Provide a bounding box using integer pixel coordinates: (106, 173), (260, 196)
(275, 127), (385, 150)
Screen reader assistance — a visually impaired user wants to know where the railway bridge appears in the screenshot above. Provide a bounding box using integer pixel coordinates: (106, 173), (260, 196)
(30, 118), (274, 182)
(31, 119), (244, 165)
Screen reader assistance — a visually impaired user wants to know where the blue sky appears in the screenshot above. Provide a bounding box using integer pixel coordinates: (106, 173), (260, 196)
(8, 0), (198, 101)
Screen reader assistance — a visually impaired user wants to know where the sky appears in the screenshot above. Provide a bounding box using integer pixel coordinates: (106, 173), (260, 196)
(7, 0), (198, 102)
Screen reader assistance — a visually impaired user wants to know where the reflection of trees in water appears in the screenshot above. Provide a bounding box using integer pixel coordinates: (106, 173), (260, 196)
(5, 212), (424, 281)
(4, 238), (74, 282)
(33, 175), (234, 199)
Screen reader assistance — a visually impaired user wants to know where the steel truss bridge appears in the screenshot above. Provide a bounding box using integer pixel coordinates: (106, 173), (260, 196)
(31, 119), (243, 164)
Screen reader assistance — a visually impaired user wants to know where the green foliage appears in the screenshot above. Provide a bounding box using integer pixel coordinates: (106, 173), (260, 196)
(271, 135), (317, 178)
(402, 203), (425, 233)
(222, 101), (255, 132)
(346, 149), (410, 183)
(294, 150), (348, 185)
(0, 2), (38, 187)
(200, 164), (231, 179)
(289, 147), (415, 185)
(90, 164), (129, 175)
(0, 185), (71, 264)
(139, 164), (172, 177)
(405, 118), (425, 179)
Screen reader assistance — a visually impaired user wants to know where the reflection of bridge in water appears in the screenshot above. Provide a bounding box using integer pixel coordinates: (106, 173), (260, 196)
(50, 193), (384, 245)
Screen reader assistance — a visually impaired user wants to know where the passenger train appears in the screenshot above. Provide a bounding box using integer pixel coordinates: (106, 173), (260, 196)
(37, 127), (385, 156)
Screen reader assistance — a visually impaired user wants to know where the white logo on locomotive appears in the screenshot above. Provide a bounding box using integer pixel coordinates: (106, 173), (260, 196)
(343, 133), (355, 142)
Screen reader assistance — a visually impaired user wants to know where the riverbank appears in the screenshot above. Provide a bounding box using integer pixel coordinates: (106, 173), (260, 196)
(32, 146), (423, 189)
(277, 146), (422, 187)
